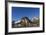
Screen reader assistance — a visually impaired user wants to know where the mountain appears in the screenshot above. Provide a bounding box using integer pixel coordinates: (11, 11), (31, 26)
(12, 17), (39, 28)
(12, 17), (32, 27)
(20, 17), (32, 27)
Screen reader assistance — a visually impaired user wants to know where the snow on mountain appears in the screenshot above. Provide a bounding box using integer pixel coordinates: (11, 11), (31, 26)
(14, 20), (21, 24)
(31, 17), (39, 21)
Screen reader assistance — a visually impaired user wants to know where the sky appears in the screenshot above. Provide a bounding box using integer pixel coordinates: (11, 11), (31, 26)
(12, 7), (39, 21)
